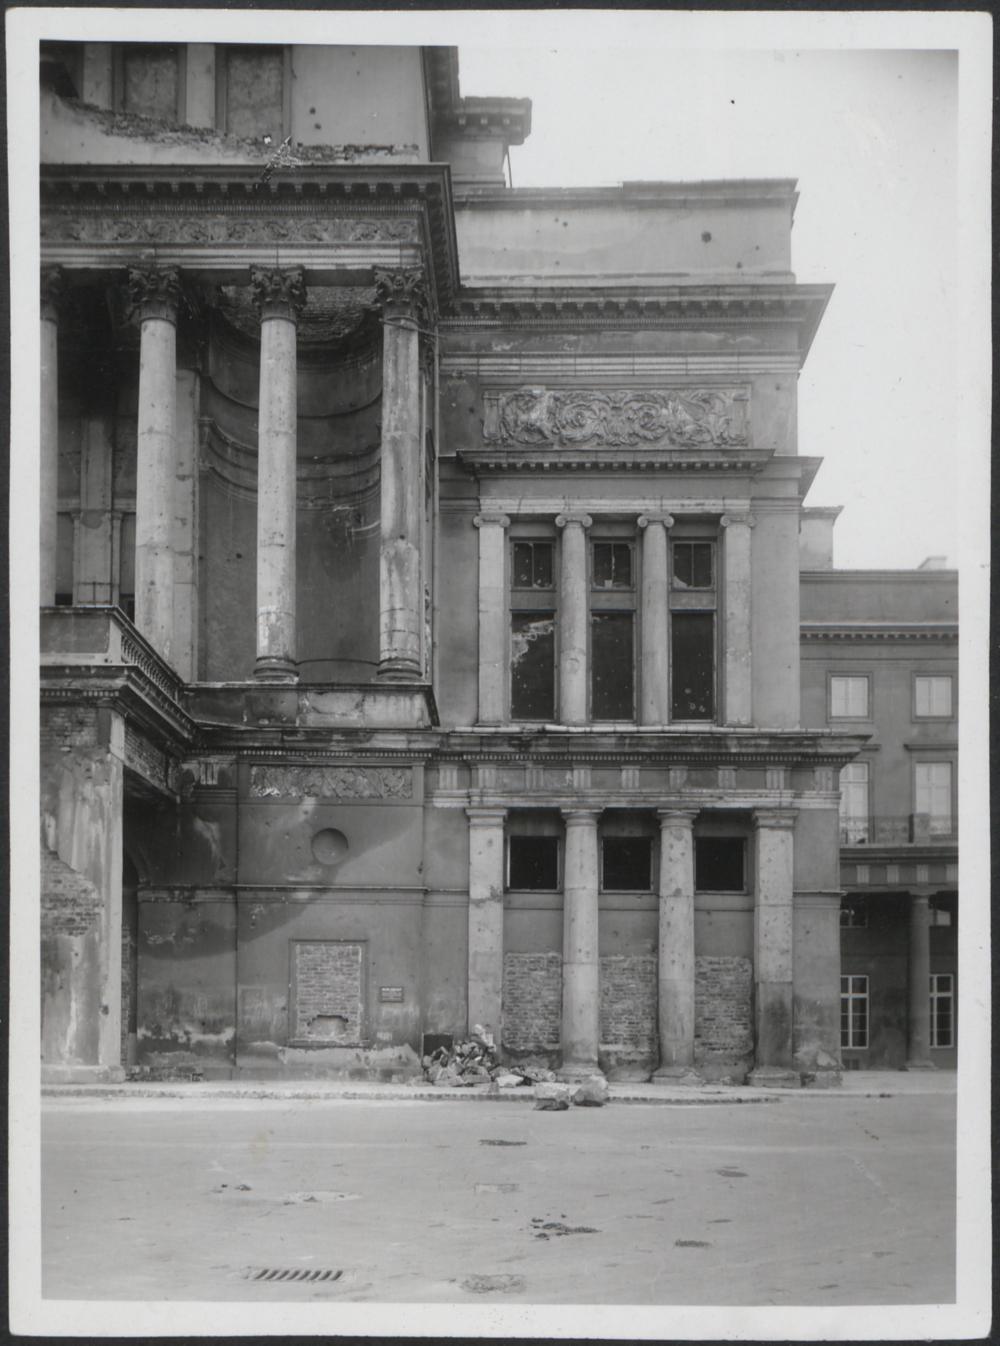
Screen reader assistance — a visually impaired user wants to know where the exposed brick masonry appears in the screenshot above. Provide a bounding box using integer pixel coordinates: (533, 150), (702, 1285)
(502, 952), (561, 1052)
(292, 940), (364, 1044)
(41, 847), (102, 936)
(599, 955), (657, 1051)
(695, 955), (753, 1061)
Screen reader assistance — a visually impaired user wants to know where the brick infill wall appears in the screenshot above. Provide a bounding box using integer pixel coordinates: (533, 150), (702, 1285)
(599, 954), (658, 1053)
(502, 952), (561, 1053)
(694, 955), (753, 1063)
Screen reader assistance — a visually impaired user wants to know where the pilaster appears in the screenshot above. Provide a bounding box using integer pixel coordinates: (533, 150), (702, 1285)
(555, 513), (592, 725)
(466, 808), (507, 1042)
(638, 513), (673, 725)
(474, 513), (510, 724)
(558, 808), (602, 1078)
(749, 808), (799, 1087)
(721, 512), (754, 726)
(653, 808), (700, 1082)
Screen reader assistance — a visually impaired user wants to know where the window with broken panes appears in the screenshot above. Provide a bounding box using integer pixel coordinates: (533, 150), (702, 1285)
(590, 539), (635, 721)
(510, 538), (556, 720)
(670, 537), (716, 721)
(600, 814), (655, 892)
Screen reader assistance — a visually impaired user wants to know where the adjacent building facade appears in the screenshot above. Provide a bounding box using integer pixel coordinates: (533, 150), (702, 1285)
(38, 42), (954, 1085)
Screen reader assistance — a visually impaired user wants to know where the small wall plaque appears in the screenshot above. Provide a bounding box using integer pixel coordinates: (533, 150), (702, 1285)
(379, 986), (404, 1003)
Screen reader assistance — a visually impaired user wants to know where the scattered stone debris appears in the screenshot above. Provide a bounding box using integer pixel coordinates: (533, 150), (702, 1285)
(572, 1076), (609, 1107)
(422, 1027), (556, 1089)
(533, 1082), (573, 1111)
(460, 1273), (526, 1295)
(126, 1064), (204, 1082)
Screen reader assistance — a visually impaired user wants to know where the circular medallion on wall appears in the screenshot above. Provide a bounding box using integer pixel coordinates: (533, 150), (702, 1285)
(311, 828), (349, 866)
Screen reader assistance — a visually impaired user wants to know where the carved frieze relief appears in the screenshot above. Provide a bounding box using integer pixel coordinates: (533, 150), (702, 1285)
(40, 212), (420, 246)
(482, 387), (750, 448)
(248, 764), (413, 800)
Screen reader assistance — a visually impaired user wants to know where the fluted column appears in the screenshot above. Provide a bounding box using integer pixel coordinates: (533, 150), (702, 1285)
(375, 269), (428, 682)
(466, 808), (507, 1041)
(721, 512), (754, 726)
(251, 267), (305, 682)
(555, 513), (592, 725)
(559, 808), (602, 1078)
(750, 809), (798, 1084)
(474, 512), (510, 724)
(128, 266), (181, 661)
(907, 893), (935, 1069)
(40, 268), (64, 606)
(638, 513), (673, 725)
(653, 808), (699, 1079)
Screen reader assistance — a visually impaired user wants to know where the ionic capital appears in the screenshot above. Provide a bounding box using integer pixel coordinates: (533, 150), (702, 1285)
(555, 512), (593, 531)
(127, 266), (182, 324)
(40, 266), (65, 322)
(250, 266), (306, 322)
(373, 267), (429, 324)
(638, 513), (674, 530)
(473, 512), (511, 531)
(721, 512), (756, 530)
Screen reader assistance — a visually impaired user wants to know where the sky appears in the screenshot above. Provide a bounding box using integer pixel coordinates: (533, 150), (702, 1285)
(458, 45), (961, 571)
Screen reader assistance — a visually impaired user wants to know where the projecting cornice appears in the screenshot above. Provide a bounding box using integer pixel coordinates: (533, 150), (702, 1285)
(800, 621), (958, 642)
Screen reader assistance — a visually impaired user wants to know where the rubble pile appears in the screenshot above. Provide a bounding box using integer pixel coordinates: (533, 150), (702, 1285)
(421, 1026), (556, 1089)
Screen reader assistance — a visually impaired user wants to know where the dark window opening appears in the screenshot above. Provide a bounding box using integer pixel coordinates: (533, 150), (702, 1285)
(593, 541), (633, 589)
(54, 593), (73, 607)
(508, 836), (559, 891)
(840, 897), (868, 928)
(222, 46), (284, 140)
(512, 541), (554, 589)
(591, 612), (634, 719)
(671, 612), (715, 719)
(673, 541), (714, 589)
(602, 837), (652, 892)
(510, 612), (555, 720)
(695, 837), (744, 892)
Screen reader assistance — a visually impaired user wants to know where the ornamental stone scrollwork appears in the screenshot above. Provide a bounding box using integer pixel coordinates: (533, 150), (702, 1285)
(483, 387), (750, 448)
(40, 212), (420, 246)
(249, 764), (413, 800)
(40, 266), (64, 321)
(127, 265), (182, 322)
(373, 267), (429, 323)
(250, 266), (307, 322)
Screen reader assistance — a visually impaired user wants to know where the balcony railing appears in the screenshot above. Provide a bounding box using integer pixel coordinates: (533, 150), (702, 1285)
(839, 815), (958, 847)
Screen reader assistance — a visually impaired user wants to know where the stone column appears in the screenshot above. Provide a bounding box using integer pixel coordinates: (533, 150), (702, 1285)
(474, 513), (510, 724)
(653, 809), (699, 1081)
(128, 267), (181, 662)
(555, 513), (592, 725)
(251, 266), (305, 682)
(749, 809), (799, 1086)
(466, 809), (507, 1043)
(559, 809), (602, 1078)
(721, 513), (754, 726)
(40, 267), (64, 606)
(906, 893), (935, 1069)
(375, 269), (428, 682)
(638, 513), (673, 725)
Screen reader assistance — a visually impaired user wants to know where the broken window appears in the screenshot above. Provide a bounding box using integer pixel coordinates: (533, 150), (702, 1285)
(592, 541), (632, 589)
(507, 836), (560, 891)
(116, 45), (182, 120)
(672, 541), (714, 589)
(694, 837), (744, 892)
(512, 541), (554, 589)
(219, 46), (285, 140)
(671, 612), (715, 720)
(510, 613), (555, 720)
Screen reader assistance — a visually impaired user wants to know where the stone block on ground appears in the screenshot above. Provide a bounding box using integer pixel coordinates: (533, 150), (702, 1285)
(494, 1072), (525, 1089)
(533, 1082), (573, 1111)
(573, 1076), (609, 1107)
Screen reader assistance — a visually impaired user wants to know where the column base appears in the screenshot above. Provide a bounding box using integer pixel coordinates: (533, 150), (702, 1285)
(253, 656), (299, 683)
(652, 1064), (704, 1086)
(41, 1064), (126, 1085)
(376, 658), (423, 683)
(904, 1058), (937, 1071)
(747, 1067), (801, 1090)
(556, 1061), (603, 1083)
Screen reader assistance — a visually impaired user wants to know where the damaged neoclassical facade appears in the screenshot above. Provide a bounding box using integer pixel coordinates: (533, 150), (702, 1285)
(40, 41), (874, 1085)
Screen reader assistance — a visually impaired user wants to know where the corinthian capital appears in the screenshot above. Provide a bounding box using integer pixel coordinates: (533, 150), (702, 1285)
(127, 266), (182, 322)
(40, 267), (65, 322)
(373, 268), (429, 323)
(250, 266), (307, 322)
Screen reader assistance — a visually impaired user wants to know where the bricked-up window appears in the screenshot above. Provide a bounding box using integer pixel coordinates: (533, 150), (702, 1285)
(218, 46), (286, 140)
(694, 838), (744, 892)
(670, 538), (716, 721)
(291, 940), (365, 1045)
(511, 539), (556, 720)
(929, 973), (954, 1048)
(591, 540), (635, 720)
(115, 45), (183, 120)
(840, 974), (869, 1048)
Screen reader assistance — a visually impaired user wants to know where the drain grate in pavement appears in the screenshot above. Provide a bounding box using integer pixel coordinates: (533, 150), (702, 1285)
(243, 1267), (343, 1284)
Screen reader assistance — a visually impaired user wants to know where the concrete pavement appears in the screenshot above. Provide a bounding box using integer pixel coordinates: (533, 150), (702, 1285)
(41, 1083), (956, 1305)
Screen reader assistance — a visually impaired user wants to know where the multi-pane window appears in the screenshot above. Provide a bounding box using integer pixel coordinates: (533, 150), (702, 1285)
(839, 762), (871, 844)
(591, 540), (635, 720)
(670, 539), (716, 721)
(218, 46), (285, 140)
(929, 973), (954, 1048)
(116, 44), (182, 120)
(914, 675), (953, 719)
(830, 675), (870, 719)
(510, 539), (555, 720)
(914, 762), (953, 836)
(840, 974), (869, 1048)
(694, 838), (745, 892)
(506, 814), (561, 891)
(840, 897), (868, 928)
